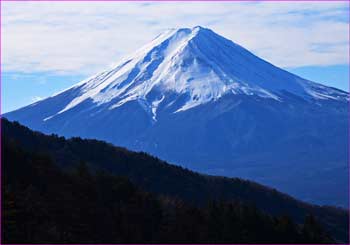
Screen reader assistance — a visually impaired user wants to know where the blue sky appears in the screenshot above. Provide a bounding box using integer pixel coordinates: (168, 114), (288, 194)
(1, 2), (349, 113)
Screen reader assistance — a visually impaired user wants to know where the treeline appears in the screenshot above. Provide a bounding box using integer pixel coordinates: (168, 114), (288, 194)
(2, 140), (334, 244)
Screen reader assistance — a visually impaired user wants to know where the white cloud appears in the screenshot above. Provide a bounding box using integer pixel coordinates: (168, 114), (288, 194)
(2, 1), (349, 76)
(31, 96), (43, 102)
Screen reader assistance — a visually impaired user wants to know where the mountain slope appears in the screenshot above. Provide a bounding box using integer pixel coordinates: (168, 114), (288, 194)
(2, 118), (349, 243)
(2, 127), (335, 244)
(4, 26), (349, 207)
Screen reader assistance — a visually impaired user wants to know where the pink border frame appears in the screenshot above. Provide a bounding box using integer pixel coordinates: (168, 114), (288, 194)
(0, 0), (349, 244)
(0, 0), (349, 1)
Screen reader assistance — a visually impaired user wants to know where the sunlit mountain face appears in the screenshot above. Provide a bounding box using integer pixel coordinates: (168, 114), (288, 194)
(5, 26), (348, 207)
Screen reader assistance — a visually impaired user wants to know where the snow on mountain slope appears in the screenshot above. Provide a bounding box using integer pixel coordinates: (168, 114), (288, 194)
(41, 26), (347, 121)
(4, 26), (349, 207)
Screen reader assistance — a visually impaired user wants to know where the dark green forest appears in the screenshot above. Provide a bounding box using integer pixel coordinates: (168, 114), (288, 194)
(2, 119), (348, 243)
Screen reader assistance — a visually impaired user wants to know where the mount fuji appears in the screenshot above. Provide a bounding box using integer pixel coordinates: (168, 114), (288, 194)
(5, 26), (349, 207)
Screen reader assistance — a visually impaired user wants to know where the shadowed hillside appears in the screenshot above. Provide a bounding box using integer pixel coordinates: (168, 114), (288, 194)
(2, 118), (349, 243)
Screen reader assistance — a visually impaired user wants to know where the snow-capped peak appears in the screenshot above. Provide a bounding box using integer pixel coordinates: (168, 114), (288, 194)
(49, 26), (347, 120)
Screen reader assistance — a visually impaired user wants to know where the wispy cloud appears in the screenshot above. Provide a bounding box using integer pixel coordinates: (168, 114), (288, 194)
(2, 1), (349, 76)
(31, 96), (43, 103)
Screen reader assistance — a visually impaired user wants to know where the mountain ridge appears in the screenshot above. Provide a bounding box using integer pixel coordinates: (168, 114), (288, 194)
(2, 118), (349, 243)
(25, 26), (348, 122)
(4, 26), (349, 207)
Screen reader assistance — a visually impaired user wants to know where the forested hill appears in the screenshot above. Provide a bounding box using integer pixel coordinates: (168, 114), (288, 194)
(2, 118), (349, 243)
(2, 138), (335, 243)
